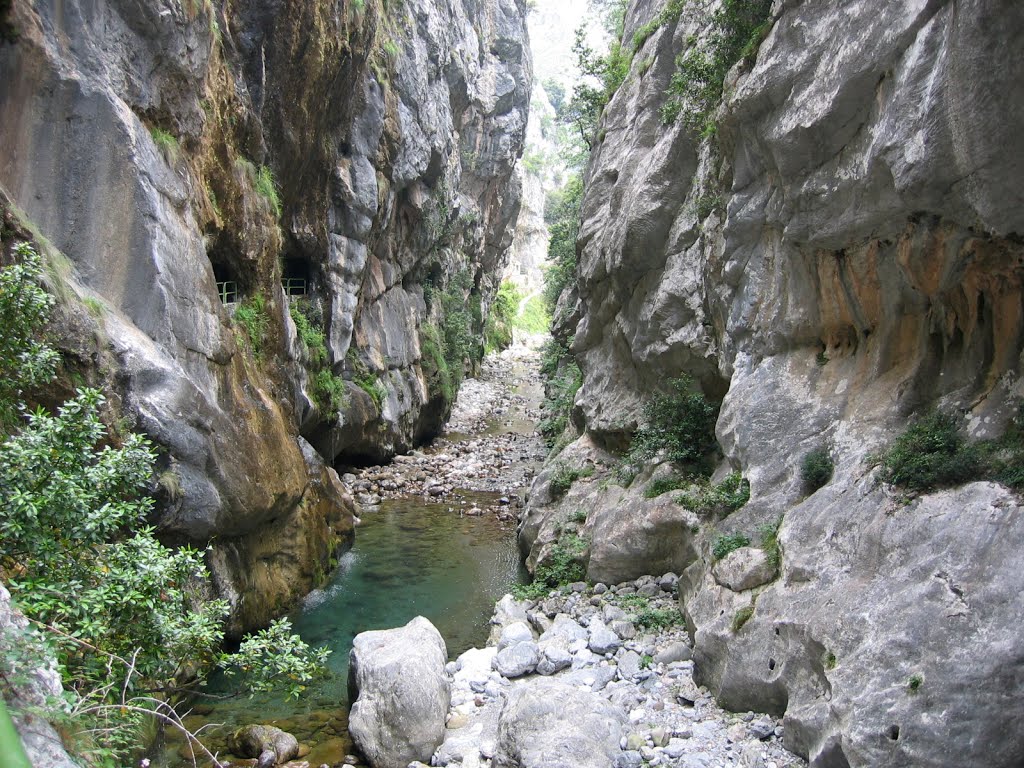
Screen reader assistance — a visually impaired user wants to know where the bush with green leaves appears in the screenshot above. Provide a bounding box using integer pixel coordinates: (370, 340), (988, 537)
(712, 531), (750, 561)
(758, 515), (783, 570)
(234, 293), (269, 360)
(255, 165), (282, 218)
(623, 377), (719, 476)
(879, 411), (983, 492)
(660, 0), (772, 131)
(644, 473), (688, 498)
(0, 244), (327, 763)
(512, 532), (588, 600)
(484, 280), (521, 353)
(732, 605), (754, 632)
(676, 471), (750, 515)
(801, 447), (833, 493)
(543, 174), (585, 316)
(549, 464), (594, 499)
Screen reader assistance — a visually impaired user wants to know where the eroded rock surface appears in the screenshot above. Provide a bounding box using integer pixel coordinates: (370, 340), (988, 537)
(0, 0), (531, 633)
(349, 616), (451, 768)
(524, 0), (1024, 765)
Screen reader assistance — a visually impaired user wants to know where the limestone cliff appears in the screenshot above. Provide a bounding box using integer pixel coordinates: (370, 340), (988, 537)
(522, 1), (1024, 765)
(0, 0), (531, 633)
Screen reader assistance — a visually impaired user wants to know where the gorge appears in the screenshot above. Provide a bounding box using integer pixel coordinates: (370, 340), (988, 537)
(2, 0), (1024, 767)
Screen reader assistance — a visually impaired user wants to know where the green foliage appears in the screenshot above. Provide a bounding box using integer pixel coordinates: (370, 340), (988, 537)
(0, 248), (327, 762)
(515, 294), (550, 334)
(824, 651), (837, 670)
(549, 464), (594, 499)
(234, 294), (269, 360)
(644, 474), (688, 498)
(434, 268), (480, 400)
(661, 0), (772, 131)
(347, 349), (385, 412)
(801, 447), (833, 493)
(731, 605), (754, 632)
(289, 301), (328, 367)
(484, 280), (521, 353)
(758, 515), (783, 570)
(879, 411), (982, 492)
(419, 321), (455, 404)
(543, 173), (585, 316)
(568, 509), (588, 524)
(0, 244), (59, 429)
(512, 532), (588, 600)
(624, 376), (719, 475)
(255, 165), (282, 218)
(632, 0), (687, 50)
(636, 605), (683, 630)
(907, 674), (923, 692)
(693, 193), (723, 221)
(540, 359), (582, 450)
(313, 369), (347, 413)
(221, 618), (330, 700)
(149, 126), (180, 159)
(712, 531), (751, 561)
(676, 471), (750, 514)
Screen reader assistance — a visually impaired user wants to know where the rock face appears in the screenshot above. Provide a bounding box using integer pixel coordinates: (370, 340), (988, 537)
(228, 724), (299, 765)
(348, 616), (452, 768)
(523, 0), (1024, 765)
(0, 0), (531, 632)
(0, 584), (80, 768)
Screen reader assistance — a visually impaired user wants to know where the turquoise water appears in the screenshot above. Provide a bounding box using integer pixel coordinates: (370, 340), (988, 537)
(160, 492), (523, 765)
(293, 491), (525, 700)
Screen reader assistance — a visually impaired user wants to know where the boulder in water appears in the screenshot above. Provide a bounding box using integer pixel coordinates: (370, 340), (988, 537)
(348, 616), (451, 768)
(228, 724), (299, 765)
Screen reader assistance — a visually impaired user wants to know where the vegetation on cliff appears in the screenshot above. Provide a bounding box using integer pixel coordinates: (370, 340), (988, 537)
(0, 245), (327, 765)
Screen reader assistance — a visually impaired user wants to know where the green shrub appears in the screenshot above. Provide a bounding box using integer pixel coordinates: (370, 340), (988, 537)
(879, 411), (982, 492)
(289, 301), (328, 367)
(149, 126), (179, 159)
(731, 605), (754, 632)
(543, 174), (584, 315)
(636, 606), (683, 630)
(312, 369), (347, 413)
(549, 464), (593, 499)
(0, 245), (326, 763)
(484, 280), (521, 353)
(513, 532), (588, 599)
(515, 294), (550, 333)
(624, 376), (719, 473)
(758, 515), (783, 570)
(801, 447), (833, 493)
(255, 165), (282, 218)
(234, 294), (269, 360)
(677, 471), (750, 515)
(644, 473), (688, 498)
(712, 531), (750, 561)
(907, 674), (923, 692)
(419, 321), (455, 405)
(661, 0), (772, 131)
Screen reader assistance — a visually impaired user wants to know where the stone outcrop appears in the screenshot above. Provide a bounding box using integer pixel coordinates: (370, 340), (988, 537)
(348, 616), (452, 768)
(523, 0), (1024, 765)
(0, 0), (531, 634)
(0, 585), (79, 768)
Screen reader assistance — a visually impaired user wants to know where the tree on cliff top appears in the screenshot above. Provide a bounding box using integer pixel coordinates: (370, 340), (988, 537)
(0, 243), (327, 765)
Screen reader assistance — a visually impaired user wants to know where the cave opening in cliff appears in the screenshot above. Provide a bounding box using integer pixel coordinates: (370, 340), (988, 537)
(281, 256), (310, 297)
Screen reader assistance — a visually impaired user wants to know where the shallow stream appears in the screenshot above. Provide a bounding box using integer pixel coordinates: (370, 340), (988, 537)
(160, 491), (524, 766)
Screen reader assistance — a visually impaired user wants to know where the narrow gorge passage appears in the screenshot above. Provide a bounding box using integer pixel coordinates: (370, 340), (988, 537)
(159, 342), (548, 767)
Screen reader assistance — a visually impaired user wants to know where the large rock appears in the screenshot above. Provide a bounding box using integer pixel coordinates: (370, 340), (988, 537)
(712, 547), (776, 592)
(0, 584), (79, 768)
(348, 617), (451, 768)
(493, 678), (626, 768)
(228, 725), (299, 765)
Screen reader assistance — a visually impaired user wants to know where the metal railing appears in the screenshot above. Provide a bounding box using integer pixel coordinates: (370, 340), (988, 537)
(216, 281), (238, 304)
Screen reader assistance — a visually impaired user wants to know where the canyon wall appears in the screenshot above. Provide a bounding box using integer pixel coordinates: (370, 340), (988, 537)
(522, 0), (1024, 765)
(0, 0), (531, 633)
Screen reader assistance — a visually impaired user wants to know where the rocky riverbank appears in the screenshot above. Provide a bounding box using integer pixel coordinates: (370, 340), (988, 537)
(345, 342), (547, 518)
(421, 578), (805, 768)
